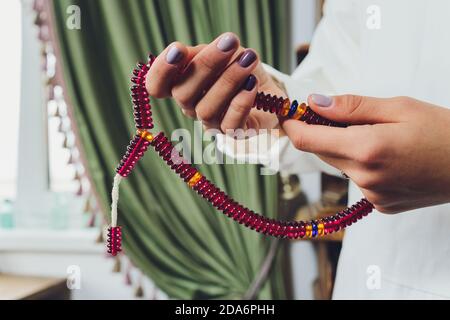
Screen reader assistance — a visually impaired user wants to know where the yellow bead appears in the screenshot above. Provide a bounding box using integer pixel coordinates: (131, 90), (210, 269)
(281, 98), (291, 117)
(318, 223), (324, 236)
(187, 172), (202, 188)
(138, 130), (154, 142)
(293, 103), (307, 120)
(306, 224), (312, 238)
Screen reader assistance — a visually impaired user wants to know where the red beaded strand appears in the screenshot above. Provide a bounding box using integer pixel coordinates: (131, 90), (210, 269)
(107, 52), (375, 256)
(130, 56), (155, 130)
(253, 92), (347, 127)
(116, 133), (151, 177)
(149, 131), (374, 239)
(107, 226), (122, 256)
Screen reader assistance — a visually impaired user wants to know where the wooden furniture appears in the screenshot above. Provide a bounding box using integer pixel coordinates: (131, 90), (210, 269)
(294, 202), (344, 299)
(0, 274), (70, 300)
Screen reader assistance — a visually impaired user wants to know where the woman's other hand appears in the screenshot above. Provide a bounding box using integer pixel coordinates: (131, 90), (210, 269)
(282, 94), (450, 213)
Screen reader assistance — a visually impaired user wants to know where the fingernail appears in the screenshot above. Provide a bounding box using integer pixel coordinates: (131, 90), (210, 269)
(238, 49), (256, 68)
(243, 75), (256, 91)
(166, 46), (184, 64)
(217, 33), (238, 52)
(311, 94), (333, 107)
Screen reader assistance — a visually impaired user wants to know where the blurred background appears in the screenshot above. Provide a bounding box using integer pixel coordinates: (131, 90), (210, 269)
(0, 0), (350, 300)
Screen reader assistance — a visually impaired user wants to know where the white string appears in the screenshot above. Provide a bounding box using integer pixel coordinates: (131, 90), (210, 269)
(111, 174), (123, 227)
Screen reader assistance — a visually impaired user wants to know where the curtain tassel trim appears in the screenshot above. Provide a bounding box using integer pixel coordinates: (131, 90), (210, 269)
(107, 53), (374, 256)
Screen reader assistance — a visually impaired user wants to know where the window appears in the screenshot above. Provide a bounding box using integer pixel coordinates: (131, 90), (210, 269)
(0, 0), (22, 200)
(47, 89), (81, 193)
(1, 0), (86, 229)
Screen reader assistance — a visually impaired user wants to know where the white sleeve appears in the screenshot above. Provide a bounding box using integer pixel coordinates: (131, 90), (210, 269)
(216, 0), (362, 176)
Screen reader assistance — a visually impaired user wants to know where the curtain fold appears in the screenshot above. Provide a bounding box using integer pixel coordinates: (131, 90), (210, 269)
(51, 0), (290, 299)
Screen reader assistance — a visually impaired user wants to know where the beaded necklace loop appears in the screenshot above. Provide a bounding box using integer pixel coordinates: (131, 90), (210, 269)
(107, 53), (373, 256)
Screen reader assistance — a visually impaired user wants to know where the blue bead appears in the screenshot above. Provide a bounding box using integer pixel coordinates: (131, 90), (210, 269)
(312, 222), (318, 237)
(287, 100), (298, 118)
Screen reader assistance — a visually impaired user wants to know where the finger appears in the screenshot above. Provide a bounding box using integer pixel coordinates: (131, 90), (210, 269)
(180, 44), (207, 71)
(186, 44), (207, 60)
(282, 119), (358, 159)
(146, 42), (189, 98)
(358, 187), (403, 213)
(197, 49), (259, 127)
(181, 108), (197, 119)
(219, 74), (258, 132)
(172, 32), (240, 110)
(307, 94), (407, 125)
(317, 154), (363, 181)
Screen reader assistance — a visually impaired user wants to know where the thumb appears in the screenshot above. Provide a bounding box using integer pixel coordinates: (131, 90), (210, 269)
(307, 94), (402, 124)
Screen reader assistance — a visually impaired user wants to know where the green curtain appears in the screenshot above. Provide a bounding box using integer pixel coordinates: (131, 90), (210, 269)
(52, 0), (291, 299)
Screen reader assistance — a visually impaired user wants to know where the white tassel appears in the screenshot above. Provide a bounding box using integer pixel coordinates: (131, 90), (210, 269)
(111, 174), (123, 227)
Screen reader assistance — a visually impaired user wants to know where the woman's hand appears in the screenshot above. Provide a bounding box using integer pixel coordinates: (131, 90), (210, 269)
(282, 94), (450, 213)
(146, 33), (285, 133)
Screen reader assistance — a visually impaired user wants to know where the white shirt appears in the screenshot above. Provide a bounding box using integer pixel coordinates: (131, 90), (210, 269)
(217, 0), (450, 299)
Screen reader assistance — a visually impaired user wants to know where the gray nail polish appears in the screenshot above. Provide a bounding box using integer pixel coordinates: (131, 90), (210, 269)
(238, 50), (256, 68)
(166, 46), (184, 64)
(217, 34), (238, 52)
(311, 94), (333, 107)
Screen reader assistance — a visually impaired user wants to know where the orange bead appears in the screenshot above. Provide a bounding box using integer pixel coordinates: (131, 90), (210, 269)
(138, 130), (154, 142)
(293, 103), (307, 120)
(281, 98), (291, 117)
(187, 172), (202, 188)
(318, 222), (324, 236)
